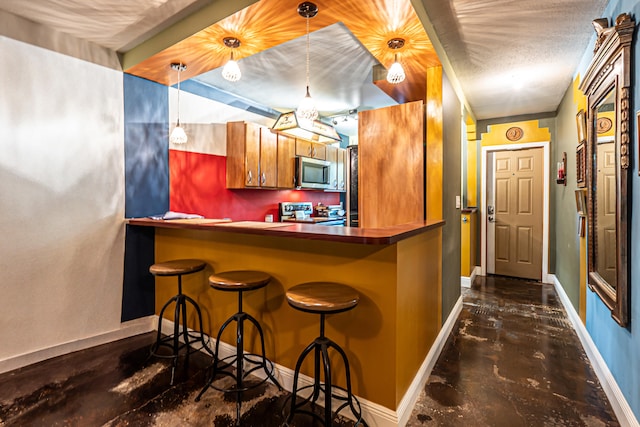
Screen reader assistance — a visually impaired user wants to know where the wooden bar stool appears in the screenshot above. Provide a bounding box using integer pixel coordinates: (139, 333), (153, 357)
(283, 282), (365, 426)
(195, 270), (282, 423)
(149, 259), (211, 385)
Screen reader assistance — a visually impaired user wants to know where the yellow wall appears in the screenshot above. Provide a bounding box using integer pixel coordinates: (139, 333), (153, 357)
(466, 116), (478, 207)
(460, 211), (476, 276)
(396, 229), (441, 403)
(152, 227), (442, 410)
(481, 120), (551, 146)
(426, 66), (443, 222)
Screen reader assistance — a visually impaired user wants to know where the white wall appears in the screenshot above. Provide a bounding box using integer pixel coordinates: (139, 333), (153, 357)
(0, 36), (125, 367)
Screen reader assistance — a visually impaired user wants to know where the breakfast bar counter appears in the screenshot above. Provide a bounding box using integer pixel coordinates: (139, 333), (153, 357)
(127, 217), (444, 245)
(126, 218), (444, 423)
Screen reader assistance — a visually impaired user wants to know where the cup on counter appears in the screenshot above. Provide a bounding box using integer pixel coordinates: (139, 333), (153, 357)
(265, 214), (274, 223)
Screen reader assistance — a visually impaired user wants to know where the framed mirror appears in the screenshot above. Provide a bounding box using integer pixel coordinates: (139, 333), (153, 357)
(579, 13), (634, 327)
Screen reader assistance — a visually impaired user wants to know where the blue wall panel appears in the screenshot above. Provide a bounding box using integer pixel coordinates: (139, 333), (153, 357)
(122, 74), (168, 321)
(583, 0), (640, 420)
(124, 74), (169, 218)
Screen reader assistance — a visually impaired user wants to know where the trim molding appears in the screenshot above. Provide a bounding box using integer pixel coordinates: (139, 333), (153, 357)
(0, 316), (155, 374)
(550, 274), (639, 427)
(461, 266), (480, 288)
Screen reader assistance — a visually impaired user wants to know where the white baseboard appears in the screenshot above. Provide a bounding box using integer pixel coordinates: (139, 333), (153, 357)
(0, 316), (156, 374)
(461, 266), (480, 288)
(550, 274), (639, 427)
(190, 296), (464, 427)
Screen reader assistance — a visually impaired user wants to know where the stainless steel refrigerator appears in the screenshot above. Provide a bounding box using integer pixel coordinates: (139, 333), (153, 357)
(346, 145), (358, 227)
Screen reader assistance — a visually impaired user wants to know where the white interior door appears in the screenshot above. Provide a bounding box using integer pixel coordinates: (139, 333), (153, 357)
(481, 142), (550, 281)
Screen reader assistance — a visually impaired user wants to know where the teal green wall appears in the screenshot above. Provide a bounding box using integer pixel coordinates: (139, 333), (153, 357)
(553, 84), (582, 308)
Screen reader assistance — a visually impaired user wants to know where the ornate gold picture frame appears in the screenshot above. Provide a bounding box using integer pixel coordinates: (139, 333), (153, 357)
(576, 109), (587, 144)
(576, 142), (586, 188)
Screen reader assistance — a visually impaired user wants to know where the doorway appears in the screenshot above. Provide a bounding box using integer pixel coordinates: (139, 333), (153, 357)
(481, 142), (550, 282)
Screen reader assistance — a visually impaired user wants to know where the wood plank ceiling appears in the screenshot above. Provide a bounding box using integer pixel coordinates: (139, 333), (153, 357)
(125, 0), (441, 106)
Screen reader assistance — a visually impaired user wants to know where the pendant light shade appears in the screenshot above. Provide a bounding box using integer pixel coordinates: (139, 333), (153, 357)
(169, 62), (188, 145)
(222, 37), (242, 82)
(387, 54), (406, 84)
(296, 2), (319, 122)
(386, 38), (406, 85)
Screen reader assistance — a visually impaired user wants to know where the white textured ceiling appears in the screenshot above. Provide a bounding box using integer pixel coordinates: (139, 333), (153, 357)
(419, 0), (609, 119)
(0, 0), (611, 121)
(0, 0), (211, 51)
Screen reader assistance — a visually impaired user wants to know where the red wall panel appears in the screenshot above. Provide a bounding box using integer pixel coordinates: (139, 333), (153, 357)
(169, 150), (340, 221)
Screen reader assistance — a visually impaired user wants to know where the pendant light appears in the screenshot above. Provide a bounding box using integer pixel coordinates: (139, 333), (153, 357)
(222, 37), (242, 82)
(296, 2), (319, 122)
(386, 38), (406, 84)
(169, 62), (188, 144)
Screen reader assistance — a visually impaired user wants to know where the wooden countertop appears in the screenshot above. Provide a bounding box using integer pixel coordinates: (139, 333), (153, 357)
(127, 218), (445, 245)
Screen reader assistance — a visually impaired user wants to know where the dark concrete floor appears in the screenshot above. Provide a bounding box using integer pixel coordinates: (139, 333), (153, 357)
(406, 275), (619, 426)
(0, 275), (618, 426)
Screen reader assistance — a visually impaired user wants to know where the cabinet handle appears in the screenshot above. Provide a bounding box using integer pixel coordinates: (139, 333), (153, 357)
(333, 179), (338, 187)
(340, 181), (345, 189)
(308, 146), (313, 156)
(261, 173), (266, 184)
(247, 170), (253, 183)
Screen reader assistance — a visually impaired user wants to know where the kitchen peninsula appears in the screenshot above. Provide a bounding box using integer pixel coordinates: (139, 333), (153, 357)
(128, 217), (444, 417)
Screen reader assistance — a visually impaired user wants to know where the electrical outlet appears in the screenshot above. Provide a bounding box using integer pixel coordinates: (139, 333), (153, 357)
(456, 195), (461, 209)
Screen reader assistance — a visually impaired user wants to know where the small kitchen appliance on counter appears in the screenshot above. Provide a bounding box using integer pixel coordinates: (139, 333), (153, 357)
(279, 202), (346, 226)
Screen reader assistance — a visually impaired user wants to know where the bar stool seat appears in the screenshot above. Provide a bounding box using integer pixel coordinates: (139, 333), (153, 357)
(283, 282), (365, 426)
(196, 270), (282, 423)
(149, 259), (211, 385)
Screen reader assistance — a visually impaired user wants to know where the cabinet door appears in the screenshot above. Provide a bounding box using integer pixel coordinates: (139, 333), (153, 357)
(311, 142), (326, 160)
(337, 148), (346, 192)
(295, 139), (313, 158)
(226, 121), (246, 189)
(277, 134), (296, 188)
(326, 146), (338, 190)
(295, 139), (327, 159)
(260, 128), (278, 188)
(244, 123), (261, 187)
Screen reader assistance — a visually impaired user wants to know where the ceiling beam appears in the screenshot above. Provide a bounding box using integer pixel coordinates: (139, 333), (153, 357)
(121, 0), (258, 71)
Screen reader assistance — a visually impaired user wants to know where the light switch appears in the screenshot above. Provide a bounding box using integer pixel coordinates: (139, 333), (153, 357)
(455, 196), (461, 209)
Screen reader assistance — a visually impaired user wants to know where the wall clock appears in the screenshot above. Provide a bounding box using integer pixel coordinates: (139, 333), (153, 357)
(596, 117), (612, 134)
(505, 127), (523, 141)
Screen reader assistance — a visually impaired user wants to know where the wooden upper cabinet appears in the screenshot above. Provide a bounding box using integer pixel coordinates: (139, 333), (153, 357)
(296, 139), (326, 160)
(324, 146), (347, 192)
(226, 121), (277, 189)
(260, 129), (277, 188)
(243, 122), (261, 187)
(325, 146), (338, 190)
(277, 134), (296, 189)
(337, 147), (346, 191)
(358, 101), (425, 227)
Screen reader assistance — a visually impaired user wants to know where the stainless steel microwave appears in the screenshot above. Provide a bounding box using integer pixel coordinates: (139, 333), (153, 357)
(295, 157), (330, 189)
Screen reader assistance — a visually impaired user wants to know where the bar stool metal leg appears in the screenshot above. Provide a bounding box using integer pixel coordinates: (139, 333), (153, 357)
(283, 282), (366, 426)
(149, 269), (212, 385)
(195, 290), (282, 403)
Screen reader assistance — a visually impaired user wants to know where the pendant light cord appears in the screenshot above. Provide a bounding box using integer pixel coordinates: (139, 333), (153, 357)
(176, 63), (181, 126)
(305, 15), (310, 94)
